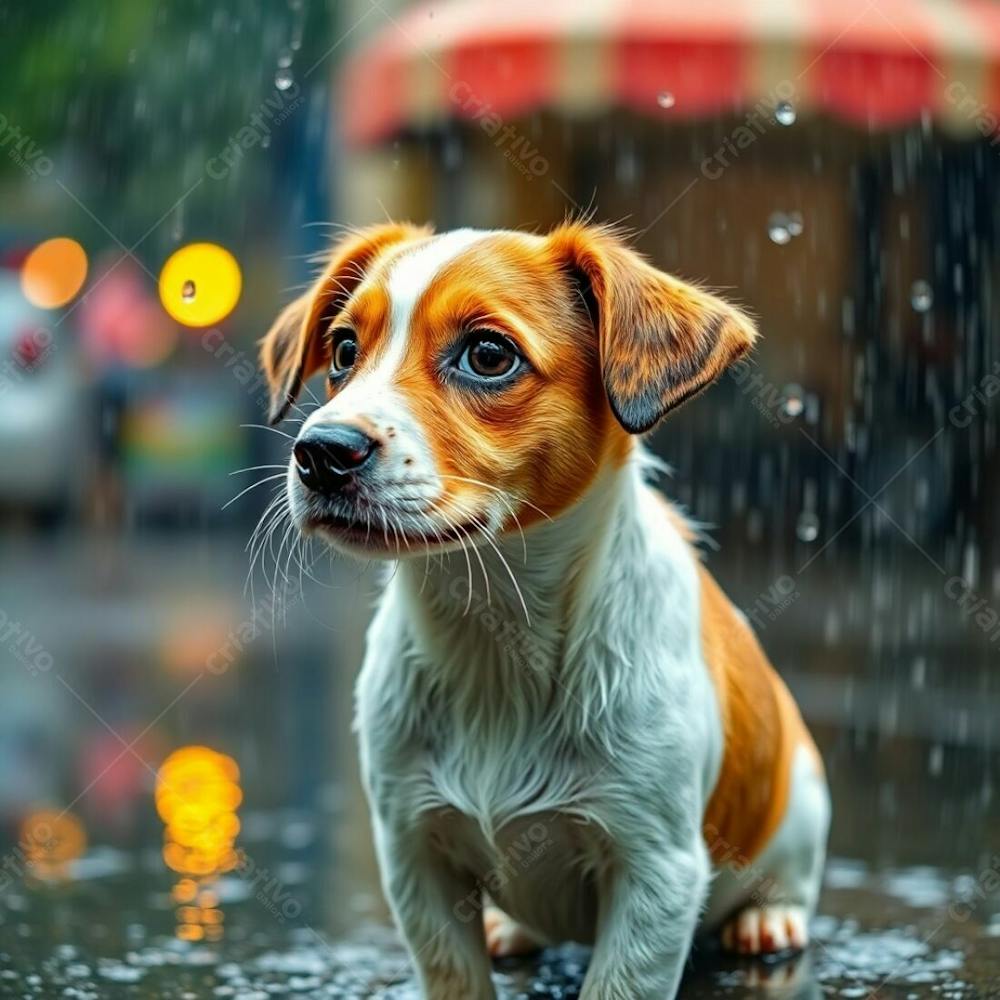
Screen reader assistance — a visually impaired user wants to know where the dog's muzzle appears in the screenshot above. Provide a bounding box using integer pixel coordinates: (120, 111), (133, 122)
(293, 424), (379, 495)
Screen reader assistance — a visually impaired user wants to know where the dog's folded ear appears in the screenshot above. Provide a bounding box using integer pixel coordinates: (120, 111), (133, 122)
(259, 222), (430, 424)
(549, 223), (758, 434)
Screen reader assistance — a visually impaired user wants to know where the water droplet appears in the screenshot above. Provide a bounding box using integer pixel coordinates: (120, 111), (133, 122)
(775, 101), (796, 126)
(767, 212), (791, 245)
(181, 280), (196, 302)
(656, 92), (675, 110)
(781, 384), (804, 418)
(275, 66), (294, 91)
(277, 48), (293, 69)
(796, 511), (820, 543)
(786, 211), (804, 237)
(910, 279), (933, 312)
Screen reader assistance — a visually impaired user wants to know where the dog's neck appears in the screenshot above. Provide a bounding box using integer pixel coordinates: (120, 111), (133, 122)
(396, 446), (653, 659)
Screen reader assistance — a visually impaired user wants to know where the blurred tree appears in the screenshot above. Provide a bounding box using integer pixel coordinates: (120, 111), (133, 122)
(0, 0), (336, 253)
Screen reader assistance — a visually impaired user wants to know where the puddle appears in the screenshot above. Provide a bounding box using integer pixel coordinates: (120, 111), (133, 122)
(2, 855), (997, 999)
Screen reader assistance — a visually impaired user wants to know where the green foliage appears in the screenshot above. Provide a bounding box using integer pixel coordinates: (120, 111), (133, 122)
(0, 0), (336, 249)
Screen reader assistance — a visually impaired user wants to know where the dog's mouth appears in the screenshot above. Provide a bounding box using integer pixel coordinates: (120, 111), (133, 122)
(302, 507), (484, 555)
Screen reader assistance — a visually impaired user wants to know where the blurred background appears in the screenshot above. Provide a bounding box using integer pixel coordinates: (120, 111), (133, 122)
(1, 0), (999, 996)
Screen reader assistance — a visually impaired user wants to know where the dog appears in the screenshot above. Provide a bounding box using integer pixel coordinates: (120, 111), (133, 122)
(259, 222), (830, 1000)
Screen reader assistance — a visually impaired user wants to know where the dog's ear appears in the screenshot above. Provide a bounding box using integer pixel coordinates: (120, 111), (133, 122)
(549, 223), (757, 434)
(260, 222), (429, 424)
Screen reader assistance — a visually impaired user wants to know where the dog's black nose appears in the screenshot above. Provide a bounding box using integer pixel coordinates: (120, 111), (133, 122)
(293, 424), (378, 493)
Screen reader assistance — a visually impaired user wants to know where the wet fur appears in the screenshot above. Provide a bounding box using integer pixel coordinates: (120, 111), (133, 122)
(259, 222), (829, 999)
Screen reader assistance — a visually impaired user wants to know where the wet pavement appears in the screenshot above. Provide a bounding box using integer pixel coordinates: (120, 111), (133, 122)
(1, 845), (999, 998)
(1, 535), (998, 998)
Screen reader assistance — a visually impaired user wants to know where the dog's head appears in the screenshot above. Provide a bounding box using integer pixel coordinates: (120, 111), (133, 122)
(260, 222), (756, 556)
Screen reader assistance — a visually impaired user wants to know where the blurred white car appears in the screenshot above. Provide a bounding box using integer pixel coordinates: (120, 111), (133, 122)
(0, 269), (88, 514)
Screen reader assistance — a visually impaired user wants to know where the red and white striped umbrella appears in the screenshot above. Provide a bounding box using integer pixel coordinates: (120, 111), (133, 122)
(341, 0), (1000, 145)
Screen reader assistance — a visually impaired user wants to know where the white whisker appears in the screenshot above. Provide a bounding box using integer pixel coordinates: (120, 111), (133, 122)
(439, 495), (531, 625)
(222, 474), (286, 510)
(241, 422), (296, 441)
(230, 464), (288, 476)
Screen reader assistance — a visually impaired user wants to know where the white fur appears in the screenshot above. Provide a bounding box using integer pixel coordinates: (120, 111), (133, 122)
(290, 231), (497, 544)
(283, 229), (829, 998)
(353, 452), (828, 999)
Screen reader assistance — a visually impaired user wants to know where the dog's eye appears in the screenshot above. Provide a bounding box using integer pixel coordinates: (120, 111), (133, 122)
(458, 333), (520, 380)
(331, 331), (357, 375)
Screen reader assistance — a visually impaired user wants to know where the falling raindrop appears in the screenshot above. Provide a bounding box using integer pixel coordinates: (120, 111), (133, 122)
(796, 511), (820, 543)
(275, 66), (294, 91)
(775, 101), (796, 126)
(277, 48), (293, 69)
(181, 280), (196, 302)
(443, 133), (462, 171)
(804, 393), (820, 425)
(768, 212), (792, 245)
(786, 211), (804, 237)
(781, 384), (805, 418)
(910, 279), (933, 312)
(656, 92), (675, 110)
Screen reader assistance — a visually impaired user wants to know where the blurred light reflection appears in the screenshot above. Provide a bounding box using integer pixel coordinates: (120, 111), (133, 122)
(156, 746), (241, 942)
(158, 243), (242, 328)
(19, 808), (87, 881)
(20, 237), (88, 309)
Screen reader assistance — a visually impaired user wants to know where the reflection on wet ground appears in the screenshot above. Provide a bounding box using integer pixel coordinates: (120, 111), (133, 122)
(1, 849), (998, 998)
(0, 537), (998, 997)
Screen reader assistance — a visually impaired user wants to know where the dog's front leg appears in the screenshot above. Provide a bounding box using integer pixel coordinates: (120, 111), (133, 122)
(582, 834), (709, 1000)
(374, 822), (495, 1000)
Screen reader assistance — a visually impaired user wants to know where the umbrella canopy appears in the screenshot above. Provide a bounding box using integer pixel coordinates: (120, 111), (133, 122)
(342, 0), (1000, 145)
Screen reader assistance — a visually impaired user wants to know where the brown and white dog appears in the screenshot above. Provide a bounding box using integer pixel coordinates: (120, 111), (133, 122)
(259, 222), (829, 1000)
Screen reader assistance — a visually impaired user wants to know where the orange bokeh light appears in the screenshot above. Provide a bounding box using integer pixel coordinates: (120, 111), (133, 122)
(21, 237), (88, 309)
(19, 808), (87, 880)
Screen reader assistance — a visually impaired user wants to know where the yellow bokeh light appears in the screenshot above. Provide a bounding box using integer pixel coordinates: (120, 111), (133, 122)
(21, 238), (88, 309)
(158, 242), (241, 327)
(156, 745), (241, 943)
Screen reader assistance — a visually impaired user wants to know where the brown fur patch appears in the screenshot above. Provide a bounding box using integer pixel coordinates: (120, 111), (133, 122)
(697, 564), (821, 863)
(260, 223), (759, 538)
(259, 222), (430, 423)
(385, 232), (633, 528)
(548, 223), (758, 433)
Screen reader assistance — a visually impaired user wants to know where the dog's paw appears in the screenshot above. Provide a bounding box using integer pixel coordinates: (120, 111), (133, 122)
(720, 905), (808, 955)
(483, 905), (542, 958)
